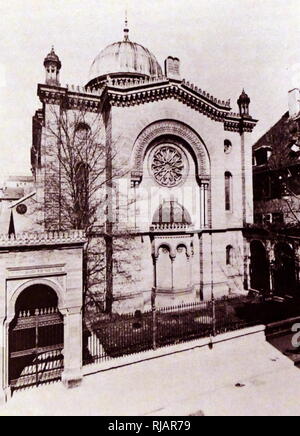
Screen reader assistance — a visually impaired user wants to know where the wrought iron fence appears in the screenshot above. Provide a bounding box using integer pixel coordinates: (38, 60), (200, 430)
(83, 296), (260, 366)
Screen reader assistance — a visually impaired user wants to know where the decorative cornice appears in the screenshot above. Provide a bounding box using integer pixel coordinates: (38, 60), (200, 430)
(106, 76), (230, 108)
(107, 82), (229, 122)
(37, 78), (258, 131)
(224, 114), (258, 133)
(150, 223), (193, 232)
(37, 84), (103, 111)
(0, 230), (86, 248)
(106, 78), (257, 131)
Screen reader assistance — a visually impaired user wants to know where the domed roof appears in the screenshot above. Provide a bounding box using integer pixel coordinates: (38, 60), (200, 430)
(44, 46), (61, 70)
(152, 201), (192, 225)
(87, 26), (162, 86)
(237, 89), (250, 106)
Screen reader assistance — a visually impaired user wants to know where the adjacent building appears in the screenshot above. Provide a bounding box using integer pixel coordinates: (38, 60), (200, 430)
(249, 89), (300, 297)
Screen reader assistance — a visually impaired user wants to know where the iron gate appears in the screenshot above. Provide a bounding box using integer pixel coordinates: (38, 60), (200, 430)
(9, 307), (64, 391)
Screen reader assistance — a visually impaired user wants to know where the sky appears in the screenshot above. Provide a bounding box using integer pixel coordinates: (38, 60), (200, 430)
(0, 0), (300, 178)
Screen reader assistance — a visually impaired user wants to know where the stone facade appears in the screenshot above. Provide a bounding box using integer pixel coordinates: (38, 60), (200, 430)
(4, 30), (257, 313)
(0, 231), (85, 403)
(0, 24), (258, 400)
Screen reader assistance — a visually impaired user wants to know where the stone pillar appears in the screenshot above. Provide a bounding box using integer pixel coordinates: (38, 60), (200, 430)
(0, 317), (8, 404)
(200, 183), (204, 228)
(171, 257), (175, 290)
(187, 255), (190, 288)
(203, 183), (209, 227)
(61, 307), (83, 388)
(200, 182), (209, 228)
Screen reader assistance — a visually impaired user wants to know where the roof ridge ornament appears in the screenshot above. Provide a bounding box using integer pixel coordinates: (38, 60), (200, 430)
(123, 10), (129, 41)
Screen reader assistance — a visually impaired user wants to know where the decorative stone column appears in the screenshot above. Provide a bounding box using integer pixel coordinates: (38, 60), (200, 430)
(187, 254), (191, 288)
(170, 256), (175, 290)
(61, 306), (83, 388)
(200, 181), (209, 228)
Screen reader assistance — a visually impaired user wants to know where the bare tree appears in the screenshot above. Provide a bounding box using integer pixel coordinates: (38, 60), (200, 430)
(33, 103), (136, 318)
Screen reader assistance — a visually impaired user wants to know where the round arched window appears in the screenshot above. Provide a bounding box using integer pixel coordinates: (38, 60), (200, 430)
(226, 245), (235, 265)
(75, 122), (90, 141)
(224, 139), (232, 154)
(149, 143), (188, 187)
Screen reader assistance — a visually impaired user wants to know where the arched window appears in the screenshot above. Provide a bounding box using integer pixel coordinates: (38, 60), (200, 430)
(74, 161), (90, 228)
(225, 171), (232, 211)
(224, 139), (232, 154)
(226, 245), (234, 265)
(75, 122), (90, 141)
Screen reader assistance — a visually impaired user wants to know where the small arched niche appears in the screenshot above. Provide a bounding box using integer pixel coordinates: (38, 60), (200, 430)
(156, 245), (173, 290)
(173, 244), (190, 290)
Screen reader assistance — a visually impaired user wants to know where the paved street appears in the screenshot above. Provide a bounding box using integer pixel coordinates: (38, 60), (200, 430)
(268, 332), (300, 366)
(1, 331), (300, 416)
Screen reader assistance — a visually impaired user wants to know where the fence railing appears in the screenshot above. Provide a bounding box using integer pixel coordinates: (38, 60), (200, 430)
(83, 296), (260, 366)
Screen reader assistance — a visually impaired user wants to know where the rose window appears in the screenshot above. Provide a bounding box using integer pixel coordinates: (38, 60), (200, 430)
(150, 145), (187, 187)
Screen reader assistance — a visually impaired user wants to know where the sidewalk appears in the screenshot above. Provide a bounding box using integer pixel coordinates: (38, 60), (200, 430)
(1, 329), (300, 416)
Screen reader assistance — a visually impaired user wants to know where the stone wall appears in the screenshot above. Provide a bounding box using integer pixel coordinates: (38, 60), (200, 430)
(0, 231), (85, 403)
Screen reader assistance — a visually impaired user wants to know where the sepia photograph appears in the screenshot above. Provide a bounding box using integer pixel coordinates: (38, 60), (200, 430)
(0, 0), (300, 420)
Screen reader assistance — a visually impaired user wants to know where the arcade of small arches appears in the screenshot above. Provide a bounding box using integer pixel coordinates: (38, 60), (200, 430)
(249, 239), (300, 297)
(153, 239), (194, 294)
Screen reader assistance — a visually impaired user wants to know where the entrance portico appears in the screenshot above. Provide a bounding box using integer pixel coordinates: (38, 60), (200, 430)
(0, 230), (85, 403)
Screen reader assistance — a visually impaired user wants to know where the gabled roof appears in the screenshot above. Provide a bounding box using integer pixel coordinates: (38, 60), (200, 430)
(253, 111), (300, 170)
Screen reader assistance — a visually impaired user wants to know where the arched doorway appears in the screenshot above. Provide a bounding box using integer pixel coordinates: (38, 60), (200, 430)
(9, 284), (64, 391)
(250, 240), (270, 295)
(273, 242), (296, 296)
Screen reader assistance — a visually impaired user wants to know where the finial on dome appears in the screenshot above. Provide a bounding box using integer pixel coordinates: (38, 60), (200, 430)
(123, 10), (129, 41)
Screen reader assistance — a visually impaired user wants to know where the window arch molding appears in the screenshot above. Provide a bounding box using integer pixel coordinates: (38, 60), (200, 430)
(130, 119), (210, 184)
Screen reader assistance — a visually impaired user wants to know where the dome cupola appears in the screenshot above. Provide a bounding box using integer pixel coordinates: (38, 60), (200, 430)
(237, 89), (251, 116)
(86, 21), (162, 89)
(44, 46), (61, 86)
